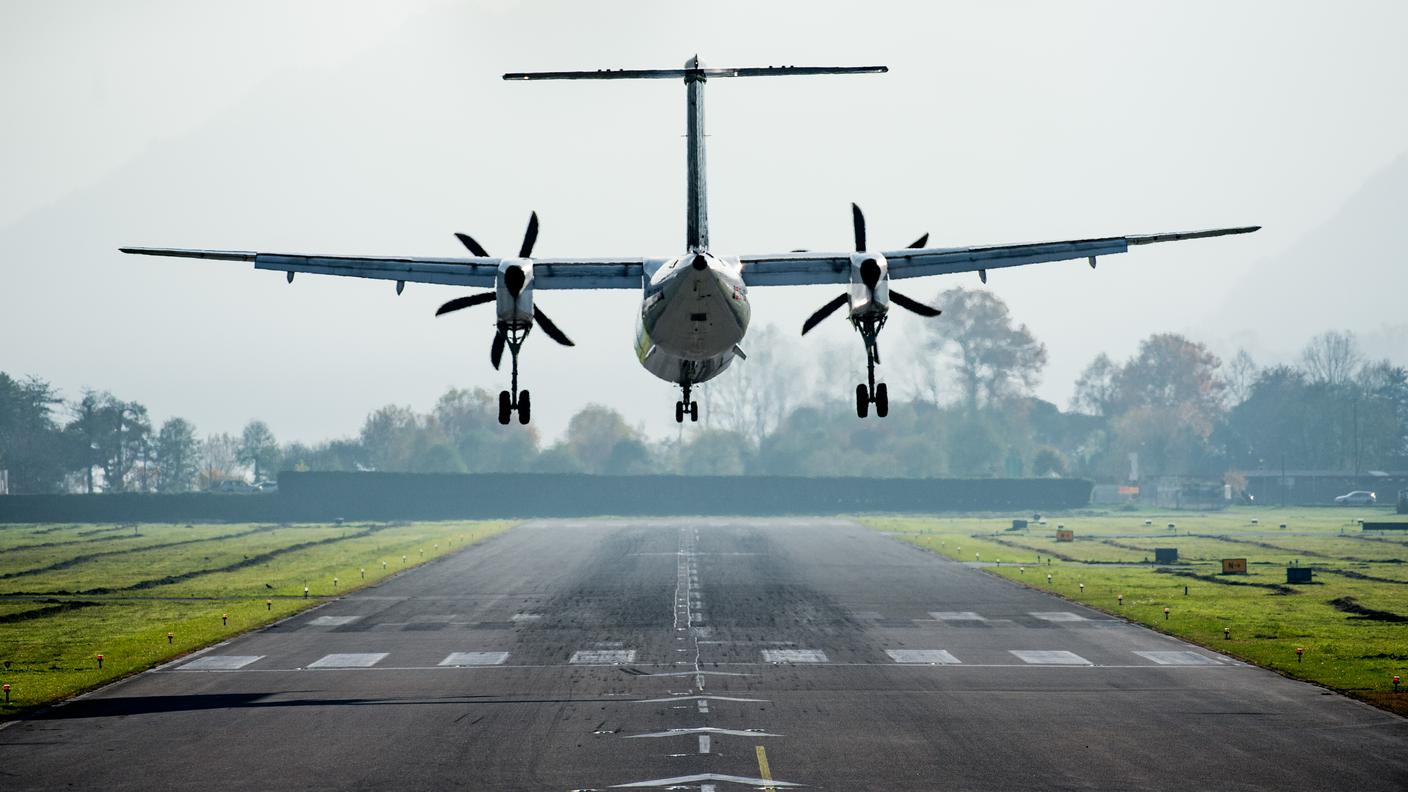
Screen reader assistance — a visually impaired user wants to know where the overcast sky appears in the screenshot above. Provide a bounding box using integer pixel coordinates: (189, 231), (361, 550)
(3, 0), (1407, 444)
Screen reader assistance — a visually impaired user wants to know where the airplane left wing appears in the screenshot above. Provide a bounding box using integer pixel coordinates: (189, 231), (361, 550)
(119, 247), (647, 290)
(738, 226), (1259, 286)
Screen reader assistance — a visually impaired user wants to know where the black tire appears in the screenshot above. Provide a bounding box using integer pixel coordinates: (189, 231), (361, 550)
(518, 389), (531, 425)
(675, 401), (684, 423)
(875, 382), (889, 418)
(689, 402), (699, 422)
(498, 390), (512, 425)
(856, 383), (869, 418)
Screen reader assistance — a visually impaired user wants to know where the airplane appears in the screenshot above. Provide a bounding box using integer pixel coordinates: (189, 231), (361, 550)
(122, 56), (1258, 426)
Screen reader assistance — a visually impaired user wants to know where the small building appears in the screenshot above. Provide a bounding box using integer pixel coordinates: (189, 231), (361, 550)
(1154, 548), (1179, 564)
(1056, 529), (1074, 542)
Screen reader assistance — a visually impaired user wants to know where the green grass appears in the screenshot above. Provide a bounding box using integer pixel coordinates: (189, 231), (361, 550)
(865, 507), (1408, 717)
(0, 520), (512, 717)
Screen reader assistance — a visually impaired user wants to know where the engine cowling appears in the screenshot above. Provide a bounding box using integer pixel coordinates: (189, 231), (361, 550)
(496, 258), (534, 328)
(848, 252), (889, 319)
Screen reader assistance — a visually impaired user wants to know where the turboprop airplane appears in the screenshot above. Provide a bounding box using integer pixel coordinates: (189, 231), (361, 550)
(122, 56), (1258, 425)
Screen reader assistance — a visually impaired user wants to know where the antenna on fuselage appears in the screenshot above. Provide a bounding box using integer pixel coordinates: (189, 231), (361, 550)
(504, 58), (887, 253)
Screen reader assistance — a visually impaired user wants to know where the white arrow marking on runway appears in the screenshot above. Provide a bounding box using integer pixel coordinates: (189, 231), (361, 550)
(611, 773), (801, 788)
(625, 727), (781, 739)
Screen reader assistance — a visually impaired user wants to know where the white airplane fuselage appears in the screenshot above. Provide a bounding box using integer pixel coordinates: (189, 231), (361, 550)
(635, 252), (749, 385)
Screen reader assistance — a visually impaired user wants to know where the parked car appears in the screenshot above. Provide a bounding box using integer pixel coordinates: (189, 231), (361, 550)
(1334, 490), (1377, 506)
(255, 481), (279, 494)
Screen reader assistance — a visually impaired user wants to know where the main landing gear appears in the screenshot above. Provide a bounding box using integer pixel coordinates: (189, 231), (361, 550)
(855, 316), (889, 419)
(675, 381), (699, 423)
(497, 323), (531, 425)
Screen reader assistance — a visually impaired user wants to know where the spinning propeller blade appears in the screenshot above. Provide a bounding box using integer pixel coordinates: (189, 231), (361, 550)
(801, 293), (849, 335)
(851, 202), (866, 252)
(518, 212), (539, 259)
(454, 233), (490, 258)
(890, 290), (942, 318)
(490, 330), (506, 370)
(532, 306), (574, 346)
(435, 291), (495, 315)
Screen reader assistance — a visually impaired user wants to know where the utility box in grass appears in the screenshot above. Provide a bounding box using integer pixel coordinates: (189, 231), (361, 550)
(1286, 567), (1313, 584)
(1221, 558), (1248, 575)
(1056, 529), (1074, 542)
(1010, 519), (1028, 531)
(1154, 548), (1179, 564)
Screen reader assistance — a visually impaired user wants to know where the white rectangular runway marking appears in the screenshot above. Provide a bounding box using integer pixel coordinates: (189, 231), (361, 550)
(762, 649), (828, 663)
(1010, 650), (1091, 665)
(699, 734), (710, 754)
(931, 611), (986, 621)
(1134, 650), (1220, 666)
(308, 616), (360, 627)
(439, 652), (510, 666)
(308, 652), (388, 668)
(886, 649), (961, 665)
(178, 655), (263, 671)
(1028, 611), (1087, 622)
(570, 649), (637, 664)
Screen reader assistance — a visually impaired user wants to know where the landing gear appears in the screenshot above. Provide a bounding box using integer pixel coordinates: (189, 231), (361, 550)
(497, 323), (533, 425)
(854, 316), (889, 419)
(675, 381), (699, 423)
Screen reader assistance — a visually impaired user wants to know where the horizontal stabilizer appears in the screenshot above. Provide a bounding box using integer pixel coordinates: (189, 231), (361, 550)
(505, 65), (886, 81)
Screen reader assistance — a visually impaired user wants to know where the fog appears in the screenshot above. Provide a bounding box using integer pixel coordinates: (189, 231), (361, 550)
(3, 0), (1407, 443)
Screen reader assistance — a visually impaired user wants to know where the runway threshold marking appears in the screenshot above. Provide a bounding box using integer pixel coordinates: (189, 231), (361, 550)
(177, 655), (263, 671)
(762, 649), (828, 663)
(1009, 650), (1091, 665)
(570, 650), (637, 664)
(1133, 650), (1221, 666)
(438, 652), (510, 666)
(886, 649), (961, 665)
(308, 653), (388, 669)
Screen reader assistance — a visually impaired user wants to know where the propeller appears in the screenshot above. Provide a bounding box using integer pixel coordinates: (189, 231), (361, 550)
(800, 203), (942, 335)
(435, 212), (575, 368)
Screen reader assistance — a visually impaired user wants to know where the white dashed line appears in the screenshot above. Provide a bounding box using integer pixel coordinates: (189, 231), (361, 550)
(570, 650), (637, 664)
(438, 652), (510, 666)
(762, 649), (828, 663)
(177, 655), (264, 671)
(308, 653), (388, 668)
(886, 649), (961, 665)
(1010, 650), (1091, 665)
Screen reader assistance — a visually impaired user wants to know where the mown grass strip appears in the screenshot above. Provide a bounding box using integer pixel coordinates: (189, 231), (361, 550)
(0, 525), (277, 581)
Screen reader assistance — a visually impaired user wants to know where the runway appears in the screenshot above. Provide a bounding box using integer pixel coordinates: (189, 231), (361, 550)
(2, 517), (1405, 790)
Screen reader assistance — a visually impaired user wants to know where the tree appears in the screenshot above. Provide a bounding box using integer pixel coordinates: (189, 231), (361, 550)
(1300, 330), (1362, 387)
(1070, 353), (1120, 416)
(238, 420), (280, 482)
(154, 418), (200, 493)
(922, 287), (1047, 410)
(1032, 447), (1066, 477)
(1224, 349), (1259, 407)
(710, 324), (807, 444)
(359, 406), (420, 472)
(64, 391), (107, 493)
(200, 432), (243, 486)
(563, 404), (641, 474)
(1112, 334), (1224, 414)
(0, 373), (72, 493)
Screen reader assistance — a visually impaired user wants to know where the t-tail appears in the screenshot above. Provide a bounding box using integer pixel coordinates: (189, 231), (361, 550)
(504, 57), (887, 253)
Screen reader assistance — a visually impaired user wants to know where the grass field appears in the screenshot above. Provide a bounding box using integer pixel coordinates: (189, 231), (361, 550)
(864, 507), (1408, 716)
(0, 520), (512, 718)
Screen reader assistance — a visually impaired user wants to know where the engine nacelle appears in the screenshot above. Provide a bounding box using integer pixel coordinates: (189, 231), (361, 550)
(496, 258), (534, 327)
(848, 252), (889, 319)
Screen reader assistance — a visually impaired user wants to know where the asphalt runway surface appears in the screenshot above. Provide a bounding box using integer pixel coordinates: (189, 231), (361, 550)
(2, 517), (1405, 791)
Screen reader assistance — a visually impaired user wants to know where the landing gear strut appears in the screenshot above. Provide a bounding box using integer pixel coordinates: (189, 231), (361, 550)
(854, 316), (889, 419)
(675, 381), (699, 423)
(497, 323), (532, 426)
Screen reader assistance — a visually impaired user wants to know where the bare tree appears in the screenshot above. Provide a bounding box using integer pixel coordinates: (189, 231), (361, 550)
(1300, 330), (1362, 387)
(710, 324), (808, 444)
(922, 287), (1047, 410)
(1224, 349), (1259, 406)
(1070, 353), (1120, 416)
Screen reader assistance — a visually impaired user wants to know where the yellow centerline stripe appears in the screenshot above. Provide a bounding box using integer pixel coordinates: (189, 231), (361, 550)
(755, 745), (776, 792)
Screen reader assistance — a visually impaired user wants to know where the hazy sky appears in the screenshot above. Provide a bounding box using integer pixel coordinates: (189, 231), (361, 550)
(4, 1), (1407, 444)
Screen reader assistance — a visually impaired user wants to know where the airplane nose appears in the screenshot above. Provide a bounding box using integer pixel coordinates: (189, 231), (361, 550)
(691, 254), (708, 271)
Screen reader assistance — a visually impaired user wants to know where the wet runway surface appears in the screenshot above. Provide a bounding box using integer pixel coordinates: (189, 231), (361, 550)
(2, 517), (1405, 790)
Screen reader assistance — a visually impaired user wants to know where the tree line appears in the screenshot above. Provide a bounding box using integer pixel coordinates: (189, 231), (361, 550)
(3, 287), (1405, 493)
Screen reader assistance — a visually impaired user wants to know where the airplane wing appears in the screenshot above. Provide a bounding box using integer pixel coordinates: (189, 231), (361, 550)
(118, 247), (647, 290)
(738, 226), (1260, 287)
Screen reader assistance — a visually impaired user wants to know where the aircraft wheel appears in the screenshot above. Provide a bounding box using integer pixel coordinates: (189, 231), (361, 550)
(675, 401), (685, 423)
(855, 383), (869, 418)
(498, 390), (512, 425)
(875, 383), (889, 418)
(518, 389), (531, 425)
(689, 402), (699, 422)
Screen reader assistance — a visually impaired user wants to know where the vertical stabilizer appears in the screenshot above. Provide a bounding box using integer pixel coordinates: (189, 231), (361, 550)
(684, 56), (708, 252)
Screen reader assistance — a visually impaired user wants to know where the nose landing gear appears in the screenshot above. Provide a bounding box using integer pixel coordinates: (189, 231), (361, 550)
(675, 381), (699, 423)
(855, 317), (889, 419)
(496, 323), (532, 425)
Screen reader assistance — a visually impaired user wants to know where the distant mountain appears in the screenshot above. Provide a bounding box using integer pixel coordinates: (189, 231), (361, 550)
(1209, 152), (1408, 366)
